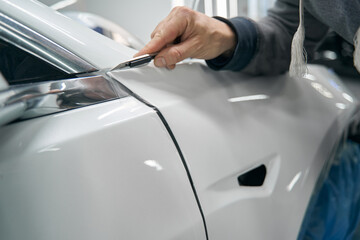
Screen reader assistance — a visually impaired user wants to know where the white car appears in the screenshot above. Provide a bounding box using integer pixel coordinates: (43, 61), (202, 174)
(0, 1), (357, 239)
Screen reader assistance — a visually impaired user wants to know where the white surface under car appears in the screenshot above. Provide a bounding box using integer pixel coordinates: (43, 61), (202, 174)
(0, 0), (357, 239)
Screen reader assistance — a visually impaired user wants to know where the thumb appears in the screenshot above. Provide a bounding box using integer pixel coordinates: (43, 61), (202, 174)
(134, 8), (189, 57)
(134, 31), (168, 57)
(153, 37), (197, 67)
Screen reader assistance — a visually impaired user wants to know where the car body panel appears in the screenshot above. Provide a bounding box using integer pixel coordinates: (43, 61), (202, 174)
(0, 97), (206, 240)
(0, 1), (358, 239)
(63, 11), (145, 51)
(109, 63), (356, 239)
(0, 0), (135, 69)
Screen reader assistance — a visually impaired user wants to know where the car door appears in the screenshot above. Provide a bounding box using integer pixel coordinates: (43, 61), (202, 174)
(109, 60), (358, 239)
(0, 6), (206, 240)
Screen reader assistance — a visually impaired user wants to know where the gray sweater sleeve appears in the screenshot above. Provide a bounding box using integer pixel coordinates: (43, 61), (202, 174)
(207, 0), (329, 75)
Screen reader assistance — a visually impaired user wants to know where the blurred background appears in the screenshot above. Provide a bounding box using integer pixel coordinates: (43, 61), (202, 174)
(38, 0), (276, 43)
(38, 0), (359, 82)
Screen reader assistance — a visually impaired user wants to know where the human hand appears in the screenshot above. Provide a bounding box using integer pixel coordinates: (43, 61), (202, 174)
(134, 6), (236, 69)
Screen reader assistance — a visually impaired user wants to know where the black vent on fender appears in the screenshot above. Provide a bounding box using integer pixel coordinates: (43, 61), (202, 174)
(238, 165), (267, 187)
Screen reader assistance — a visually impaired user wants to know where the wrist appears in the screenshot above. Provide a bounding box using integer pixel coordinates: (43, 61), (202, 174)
(213, 16), (237, 56)
(206, 17), (258, 71)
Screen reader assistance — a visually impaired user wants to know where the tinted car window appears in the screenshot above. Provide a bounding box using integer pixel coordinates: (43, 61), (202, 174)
(0, 39), (71, 85)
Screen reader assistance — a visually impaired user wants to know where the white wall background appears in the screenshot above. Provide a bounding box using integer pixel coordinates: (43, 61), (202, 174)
(39, 0), (174, 42)
(38, 0), (275, 43)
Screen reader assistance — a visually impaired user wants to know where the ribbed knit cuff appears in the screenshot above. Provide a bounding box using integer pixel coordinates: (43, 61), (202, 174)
(206, 16), (258, 71)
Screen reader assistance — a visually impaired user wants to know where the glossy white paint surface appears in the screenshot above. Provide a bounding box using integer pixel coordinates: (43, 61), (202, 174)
(109, 63), (357, 239)
(63, 11), (145, 50)
(1, 1), (358, 239)
(0, 97), (206, 240)
(0, 0), (135, 69)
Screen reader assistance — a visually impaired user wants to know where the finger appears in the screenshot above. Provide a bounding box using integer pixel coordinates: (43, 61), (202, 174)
(135, 24), (185, 57)
(154, 37), (199, 67)
(167, 64), (176, 70)
(151, 21), (165, 39)
(134, 8), (191, 57)
(150, 6), (189, 39)
(134, 30), (175, 57)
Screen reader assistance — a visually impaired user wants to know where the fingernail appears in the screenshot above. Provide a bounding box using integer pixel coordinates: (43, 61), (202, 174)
(155, 57), (166, 67)
(167, 64), (176, 70)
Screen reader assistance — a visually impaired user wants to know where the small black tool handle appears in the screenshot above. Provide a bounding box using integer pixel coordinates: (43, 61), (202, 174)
(128, 56), (153, 68)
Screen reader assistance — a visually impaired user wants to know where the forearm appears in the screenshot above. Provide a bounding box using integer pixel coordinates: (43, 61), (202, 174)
(206, 17), (258, 72)
(206, 14), (293, 75)
(207, 0), (329, 76)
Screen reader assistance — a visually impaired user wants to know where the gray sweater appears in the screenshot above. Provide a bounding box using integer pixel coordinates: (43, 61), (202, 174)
(207, 0), (360, 75)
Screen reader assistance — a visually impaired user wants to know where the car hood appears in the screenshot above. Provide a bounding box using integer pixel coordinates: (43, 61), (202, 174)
(0, 0), (136, 70)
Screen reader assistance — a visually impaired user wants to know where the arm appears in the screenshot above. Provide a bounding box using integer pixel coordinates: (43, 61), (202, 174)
(208, 0), (329, 75)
